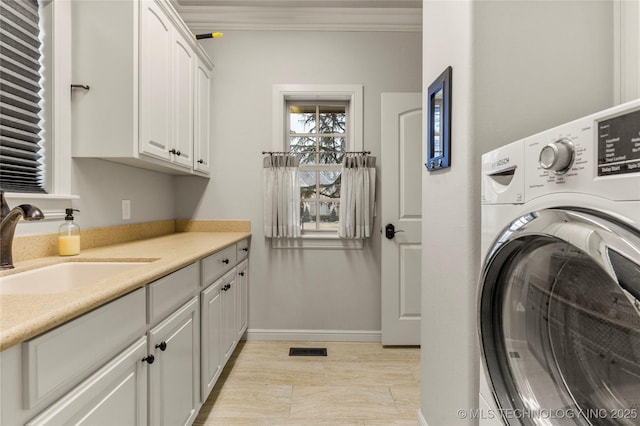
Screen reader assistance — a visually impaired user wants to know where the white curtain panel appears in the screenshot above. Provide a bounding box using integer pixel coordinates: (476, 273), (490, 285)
(263, 154), (301, 238)
(338, 155), (376, 239)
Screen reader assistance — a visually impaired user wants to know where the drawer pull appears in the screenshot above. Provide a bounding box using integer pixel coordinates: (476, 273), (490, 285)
(222, 258), (230, 264)
(242, 248), (248, 252)
(155, 341), (167, 351)
(142, 355), (155, 364)
(222, 284), (231, 291)
(239, 272), (245, 277)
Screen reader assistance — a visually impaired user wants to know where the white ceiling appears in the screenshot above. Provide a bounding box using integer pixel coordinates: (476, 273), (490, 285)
(172, 0), (422, 32)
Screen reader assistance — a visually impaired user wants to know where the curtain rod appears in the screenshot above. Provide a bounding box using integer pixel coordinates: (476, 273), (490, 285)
(262, 150), (371, 155)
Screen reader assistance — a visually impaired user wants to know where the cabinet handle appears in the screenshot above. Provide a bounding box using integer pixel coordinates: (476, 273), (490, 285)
(222, 258), (229, 264)
(242, 248), (248, 252)
(142, 355), (155, 364)
(176, 150), (181, 156)
(239, 272), (245, 276)
(197, 159), (204, 164)
(222, 283), (231, 291)
(169, 149), (177, 154)
(155, 341), (167, 351)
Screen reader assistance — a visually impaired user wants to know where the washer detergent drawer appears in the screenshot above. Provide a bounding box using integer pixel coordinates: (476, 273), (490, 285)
(23, 288), (146, 409)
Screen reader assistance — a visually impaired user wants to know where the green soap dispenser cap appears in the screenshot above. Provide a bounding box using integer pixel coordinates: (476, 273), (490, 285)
(65, 208), (79, 220)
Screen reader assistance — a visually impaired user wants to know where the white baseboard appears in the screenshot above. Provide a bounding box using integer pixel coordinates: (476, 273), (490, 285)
(418, 408), (428, 426)
(245, 329), (381, 342)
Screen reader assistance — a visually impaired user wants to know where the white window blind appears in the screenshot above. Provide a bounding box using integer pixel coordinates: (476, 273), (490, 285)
(0, 0), (46, 193)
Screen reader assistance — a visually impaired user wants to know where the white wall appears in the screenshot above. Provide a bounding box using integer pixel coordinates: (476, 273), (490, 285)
(71, 159), (175, 229)
(175, 30), (422, 335)
(420, 1), (612, 425)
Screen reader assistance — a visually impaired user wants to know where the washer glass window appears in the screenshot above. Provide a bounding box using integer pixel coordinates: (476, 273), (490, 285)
(480, 209), (640, 425)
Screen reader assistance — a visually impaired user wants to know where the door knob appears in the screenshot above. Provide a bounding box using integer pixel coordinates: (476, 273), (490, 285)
(385, 223), (404, 240)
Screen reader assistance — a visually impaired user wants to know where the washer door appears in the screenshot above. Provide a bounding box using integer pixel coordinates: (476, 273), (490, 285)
(479, 208), (640, 425)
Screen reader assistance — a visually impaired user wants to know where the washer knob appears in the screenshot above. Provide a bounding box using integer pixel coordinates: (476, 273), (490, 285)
(539, 139), (574, 173)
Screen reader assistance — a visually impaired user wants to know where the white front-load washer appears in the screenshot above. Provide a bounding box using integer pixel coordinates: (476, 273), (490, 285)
(478, 99), (640, 426)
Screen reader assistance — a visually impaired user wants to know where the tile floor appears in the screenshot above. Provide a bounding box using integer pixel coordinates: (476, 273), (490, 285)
(194, 340), (421, 425)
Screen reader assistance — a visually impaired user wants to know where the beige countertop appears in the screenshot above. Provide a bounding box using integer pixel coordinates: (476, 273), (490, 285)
(0, 231), (251, 351)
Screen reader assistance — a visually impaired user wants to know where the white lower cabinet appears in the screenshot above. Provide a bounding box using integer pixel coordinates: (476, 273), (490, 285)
(200, 279), (223, 401)
(1, 240), (250, 426)
(26, 337), (148, 426)
(220, 269), (237, 364)
(236, 260), (249, 340)
(148, 296), (200, 426)
(200, 239), (250, 403)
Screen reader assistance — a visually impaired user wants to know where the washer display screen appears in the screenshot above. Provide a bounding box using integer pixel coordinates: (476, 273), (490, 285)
(597, 108), (640, 176)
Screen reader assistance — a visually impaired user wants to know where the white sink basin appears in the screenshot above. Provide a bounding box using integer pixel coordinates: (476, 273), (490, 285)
(0, 262), (151, 295)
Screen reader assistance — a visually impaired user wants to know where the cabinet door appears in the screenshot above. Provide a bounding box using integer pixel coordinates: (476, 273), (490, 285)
(194, 57), (211, 175)
(220, 270), (237, 363)
(236, 260), (248, 340)
(139, 0), (172, 161)
(148, 296), (200, 426)
(200, 280), (222, 402)
(172, 31), (194, 169)
(27, 337), (148, 426)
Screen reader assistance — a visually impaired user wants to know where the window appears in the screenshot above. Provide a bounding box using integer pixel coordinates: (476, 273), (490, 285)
(0, 0), (74, 225)
(272, 84), (363, 248)
(288, 101), (347, 234)
(0, 0), (45, 193)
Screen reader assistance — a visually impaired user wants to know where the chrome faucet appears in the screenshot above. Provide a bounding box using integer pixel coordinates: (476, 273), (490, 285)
(1, 191), (45, 270)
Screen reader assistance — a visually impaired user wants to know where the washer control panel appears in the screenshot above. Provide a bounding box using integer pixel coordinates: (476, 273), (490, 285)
(523, 100), (640, 202)
(597, 108), (640, 176)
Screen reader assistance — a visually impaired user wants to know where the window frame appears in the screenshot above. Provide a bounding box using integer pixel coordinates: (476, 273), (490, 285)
(4, 0), (77, 227)
(288, 100), (346, 235)
(271, 84), (364, 249)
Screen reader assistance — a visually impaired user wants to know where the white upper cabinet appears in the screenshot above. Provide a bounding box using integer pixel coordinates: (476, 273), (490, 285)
(194, 57), (212, 176)
(139, 0), (173, 162)
(72, 0), (214, 176)
(171, 34), (195, 169)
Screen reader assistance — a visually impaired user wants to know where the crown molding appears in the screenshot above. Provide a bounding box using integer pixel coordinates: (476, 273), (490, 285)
(174, 5), (422, 32)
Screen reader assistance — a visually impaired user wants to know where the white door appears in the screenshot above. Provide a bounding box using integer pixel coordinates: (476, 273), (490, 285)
(381, 92), (422, 346)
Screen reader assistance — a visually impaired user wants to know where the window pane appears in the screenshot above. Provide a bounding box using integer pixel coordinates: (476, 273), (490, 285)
(319, 105), (345, 134)
(318, 170), (341, 199)
(290, 136), (316, 164)
(300, 170), (317, 198)
(289, 104), (316, 134)
(319, 137), (345, 164)
(319, 201), (339, 231)
(301, 201), (316, 231)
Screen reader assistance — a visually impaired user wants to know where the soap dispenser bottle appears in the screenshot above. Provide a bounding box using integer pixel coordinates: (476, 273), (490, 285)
(59, 208), (80, 256)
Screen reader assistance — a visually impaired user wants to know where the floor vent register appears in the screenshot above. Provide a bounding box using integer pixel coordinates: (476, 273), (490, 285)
(289, 347), (328, 356)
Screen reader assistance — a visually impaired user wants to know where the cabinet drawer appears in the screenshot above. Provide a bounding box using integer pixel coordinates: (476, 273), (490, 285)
(23, 288), (146, 409)
(201, 245), (236, 286)
(147, 263), (199, 325)
(236, 239), (250, 262)
(26, 337), (148, 426)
